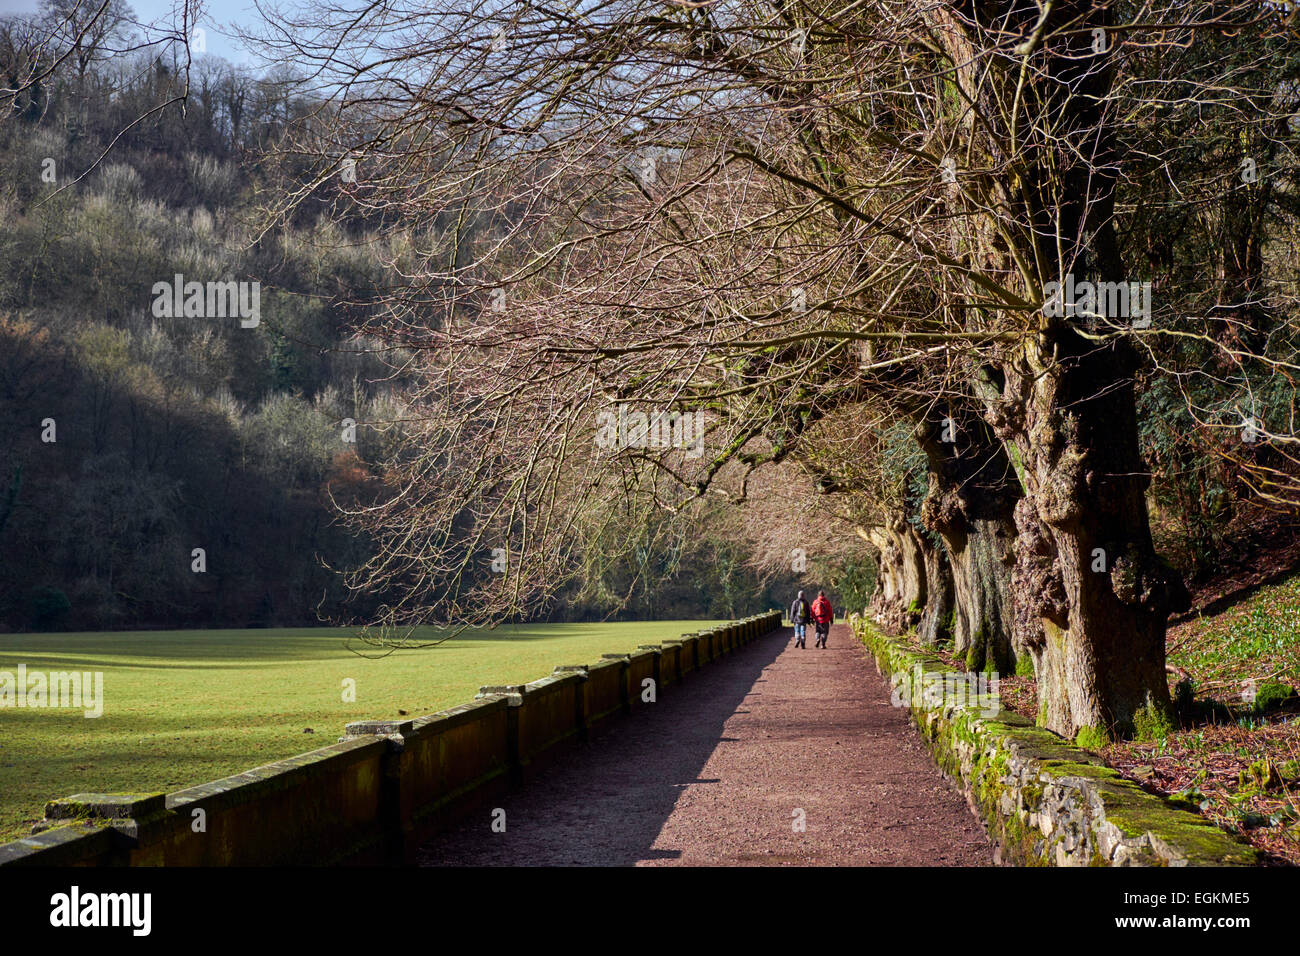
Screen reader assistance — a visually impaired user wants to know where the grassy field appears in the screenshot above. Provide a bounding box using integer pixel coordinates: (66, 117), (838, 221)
(0, 621), (721, 843)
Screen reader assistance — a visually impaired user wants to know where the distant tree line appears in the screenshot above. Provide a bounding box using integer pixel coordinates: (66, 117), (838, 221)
(0, 0), (797, 631)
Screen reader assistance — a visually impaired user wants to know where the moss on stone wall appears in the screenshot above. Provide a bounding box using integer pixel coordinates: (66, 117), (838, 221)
(850, 613), (1259, 867)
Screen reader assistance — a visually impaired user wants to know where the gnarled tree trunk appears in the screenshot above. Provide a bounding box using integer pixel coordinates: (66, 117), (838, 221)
(926, 0), (1188, 737)
(917, 412), (1023, 673)
(916, 540), (955, 647)
(986, 334), (1188, 738)
(948, 515), (1016, 672)
(866, 517), (928, 634)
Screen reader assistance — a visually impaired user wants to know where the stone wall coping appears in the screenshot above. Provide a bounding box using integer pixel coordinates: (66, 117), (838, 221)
(850, 613), (1259, 867)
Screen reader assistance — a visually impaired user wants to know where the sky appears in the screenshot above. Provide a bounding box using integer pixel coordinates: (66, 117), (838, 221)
(0, 0), (264, 66)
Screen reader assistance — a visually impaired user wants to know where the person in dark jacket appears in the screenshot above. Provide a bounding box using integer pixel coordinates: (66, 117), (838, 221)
(811, 591), (834, 648)
(790, 590), (811, 649)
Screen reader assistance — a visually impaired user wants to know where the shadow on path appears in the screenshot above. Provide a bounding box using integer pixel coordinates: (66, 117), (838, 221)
(418, 625), (993, 866)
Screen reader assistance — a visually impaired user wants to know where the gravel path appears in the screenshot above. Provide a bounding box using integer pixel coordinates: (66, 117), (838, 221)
(418, 624), (994, 866)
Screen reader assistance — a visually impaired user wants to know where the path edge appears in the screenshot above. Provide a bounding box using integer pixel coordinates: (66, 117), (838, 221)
(850, 614), (1260, 867)
(0, 613), (782, 867)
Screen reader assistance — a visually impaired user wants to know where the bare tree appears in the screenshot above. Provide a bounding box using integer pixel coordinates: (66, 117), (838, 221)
(251, 0), (1300, 739)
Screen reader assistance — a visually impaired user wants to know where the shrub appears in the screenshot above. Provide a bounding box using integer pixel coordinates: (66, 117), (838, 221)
(95, 162), (143, 199)
(1134, 702), (1174, 743)
(1014, 653), (1035, 678)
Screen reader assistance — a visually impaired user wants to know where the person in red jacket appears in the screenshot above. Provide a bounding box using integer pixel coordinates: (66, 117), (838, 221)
(811, 591), (834, 648)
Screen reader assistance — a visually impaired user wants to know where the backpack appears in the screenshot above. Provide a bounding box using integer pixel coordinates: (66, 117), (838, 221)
(812, 596), (832, 624)
(793, 598), (810, 623)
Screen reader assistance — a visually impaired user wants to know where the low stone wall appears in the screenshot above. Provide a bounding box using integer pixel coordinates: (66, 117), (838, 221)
(0, 611), (782, 867)
(850, 613), (1259, 866)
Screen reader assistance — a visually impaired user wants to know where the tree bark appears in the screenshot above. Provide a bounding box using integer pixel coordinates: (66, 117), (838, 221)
(916, 540), (955, 647)
(924, 0), (1189, 737)
(866, 517), (928, 633)
(986, 333), (1189, 738)
(916, 412), (1023, 673)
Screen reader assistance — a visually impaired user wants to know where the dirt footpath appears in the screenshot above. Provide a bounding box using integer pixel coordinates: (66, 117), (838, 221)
(418, 624), (993, 866)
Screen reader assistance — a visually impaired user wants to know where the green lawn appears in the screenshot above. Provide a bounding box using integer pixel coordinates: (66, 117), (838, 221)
(0, 621), (721, 843)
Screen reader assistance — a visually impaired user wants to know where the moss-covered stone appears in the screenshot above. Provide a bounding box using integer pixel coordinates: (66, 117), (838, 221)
(850, 615), (1260, 868)
(1238, 760), (1282, 791)
(1252, 681), (1297, 715)
(1074, 725), (1109, 751)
